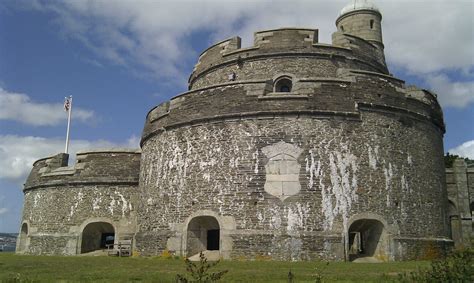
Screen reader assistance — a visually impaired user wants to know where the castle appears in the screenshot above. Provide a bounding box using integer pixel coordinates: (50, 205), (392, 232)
(16, 1), (474, 261)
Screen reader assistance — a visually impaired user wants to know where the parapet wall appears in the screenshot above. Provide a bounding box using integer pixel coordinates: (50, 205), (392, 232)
(25, 149), (141, 190)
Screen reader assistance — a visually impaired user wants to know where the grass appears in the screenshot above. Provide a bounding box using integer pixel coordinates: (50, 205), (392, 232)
(0, 252), (430, 282)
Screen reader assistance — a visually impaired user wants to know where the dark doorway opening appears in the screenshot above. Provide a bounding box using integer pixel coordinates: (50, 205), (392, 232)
(186, 216), (220, 256)
(81, 222), (115, 253)
(18, 223), (28, 252)
(101, 233), (115, 249)
(348, 219), (385, 261)
(207, 229), (220, 250)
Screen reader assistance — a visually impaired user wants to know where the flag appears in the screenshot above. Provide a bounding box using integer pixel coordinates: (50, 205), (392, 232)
(64, 97), (70, 112)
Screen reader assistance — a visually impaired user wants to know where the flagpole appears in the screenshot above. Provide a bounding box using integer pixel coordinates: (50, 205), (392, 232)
(65, 95), (72, 154)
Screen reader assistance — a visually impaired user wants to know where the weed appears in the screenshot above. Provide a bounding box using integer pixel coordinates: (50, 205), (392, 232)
(314, 261), (329, 283)
(176, 251), (228, 282)
(397, 249), (473, 283)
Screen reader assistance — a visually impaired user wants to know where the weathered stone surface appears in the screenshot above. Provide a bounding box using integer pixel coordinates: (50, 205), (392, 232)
(17, 150), (140, 255)
(18, 1), (472, 261)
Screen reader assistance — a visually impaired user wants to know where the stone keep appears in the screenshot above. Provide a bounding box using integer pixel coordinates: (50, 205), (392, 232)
(18, 1), (472, 261)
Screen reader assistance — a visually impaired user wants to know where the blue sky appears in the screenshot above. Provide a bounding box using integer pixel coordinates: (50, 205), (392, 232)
(0, 0), (473, 233)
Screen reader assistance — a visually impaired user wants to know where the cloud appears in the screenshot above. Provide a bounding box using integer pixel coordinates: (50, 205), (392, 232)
(0, 207), (8, 215)
(0, 135), (139, 182)
(381, 0), (474, 75)
(425, 74), (474, 108)
(0, 88), (94, 126)
(15, 0), (473, 106)
(448, 140), (474, 159)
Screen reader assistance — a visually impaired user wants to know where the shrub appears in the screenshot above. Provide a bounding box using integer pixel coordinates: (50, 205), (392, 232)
(398, 249), (473, 283)
(176, 252), (228, 283)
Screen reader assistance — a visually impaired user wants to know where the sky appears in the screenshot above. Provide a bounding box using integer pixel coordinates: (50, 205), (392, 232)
(0, 0), (473, 233)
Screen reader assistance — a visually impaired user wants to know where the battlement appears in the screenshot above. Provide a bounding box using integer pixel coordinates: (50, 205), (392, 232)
(190, 27), (387, 89)
(25, 149), (141, 190)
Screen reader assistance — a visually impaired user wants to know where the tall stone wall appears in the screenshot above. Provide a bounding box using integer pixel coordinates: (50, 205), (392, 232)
(445, 160), (474, 249)
(17, 149), (140, 255)
(137, 111), (449, 260)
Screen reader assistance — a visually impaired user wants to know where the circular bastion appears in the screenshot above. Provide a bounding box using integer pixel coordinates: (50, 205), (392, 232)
(136, 25), (450, 261)
(17, 149), (141, 255)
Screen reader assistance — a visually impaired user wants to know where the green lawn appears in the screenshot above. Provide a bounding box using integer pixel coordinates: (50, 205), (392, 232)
(0, 252), (429, 282)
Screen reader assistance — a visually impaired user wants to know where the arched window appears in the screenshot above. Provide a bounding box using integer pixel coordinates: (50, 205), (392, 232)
(370, 20), (374, 29)
(274, 77), (292, 93)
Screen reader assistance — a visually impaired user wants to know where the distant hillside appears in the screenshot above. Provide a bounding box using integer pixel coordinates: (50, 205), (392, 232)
(0, 233), (17, 252)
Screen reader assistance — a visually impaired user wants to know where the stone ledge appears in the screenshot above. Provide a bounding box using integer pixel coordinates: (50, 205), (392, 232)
(24, 180), (139, 191)
(258, 93), (309, 100)
(76, 148), (141, 155)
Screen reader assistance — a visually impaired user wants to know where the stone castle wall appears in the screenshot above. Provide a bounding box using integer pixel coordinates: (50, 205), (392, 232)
(17, 5), (467, 260)
(445, 160), (474, 249)
(188, 28), (388, 90)
(17, 149), (140, 255)
(137, 27), (450, 261)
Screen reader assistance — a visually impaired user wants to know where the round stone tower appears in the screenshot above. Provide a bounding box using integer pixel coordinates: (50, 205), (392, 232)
(135, 2), (451, 261)
(335, 0), (383, 50)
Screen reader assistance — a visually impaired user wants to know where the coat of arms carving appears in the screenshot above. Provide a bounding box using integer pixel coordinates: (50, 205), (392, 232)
(261, 141), (303, 200)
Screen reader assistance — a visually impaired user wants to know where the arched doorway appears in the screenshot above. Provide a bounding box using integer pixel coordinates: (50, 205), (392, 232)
(186, 216), (220, 257)
(348, 219), (386, 261)
(80, 222), (115, 253)
(17, 223), (29, 252)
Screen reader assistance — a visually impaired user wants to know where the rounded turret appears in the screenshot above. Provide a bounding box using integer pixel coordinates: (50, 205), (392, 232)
(336, 0), (384, 49)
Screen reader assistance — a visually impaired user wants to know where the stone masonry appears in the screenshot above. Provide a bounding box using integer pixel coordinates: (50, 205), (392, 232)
(17, 1), (472, 261)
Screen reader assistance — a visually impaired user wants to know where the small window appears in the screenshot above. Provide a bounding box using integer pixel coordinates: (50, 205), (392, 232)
(370, 20), (374, 29)
(274, 77), (292, 93)
(341, 25), (344, 32)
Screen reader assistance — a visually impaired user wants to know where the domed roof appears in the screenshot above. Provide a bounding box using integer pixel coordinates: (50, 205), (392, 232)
(339, 0), (380, 16)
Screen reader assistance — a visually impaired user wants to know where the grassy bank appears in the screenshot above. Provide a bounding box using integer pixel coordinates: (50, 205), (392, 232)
(0, 252), (429, 282)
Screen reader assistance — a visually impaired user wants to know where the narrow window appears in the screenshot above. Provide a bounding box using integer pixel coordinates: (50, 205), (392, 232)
(341, 25), (345, 32)
(370, 20), (374, 29)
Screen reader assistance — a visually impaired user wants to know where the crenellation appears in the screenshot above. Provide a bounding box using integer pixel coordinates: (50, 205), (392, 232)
(18, 0), (470, 260)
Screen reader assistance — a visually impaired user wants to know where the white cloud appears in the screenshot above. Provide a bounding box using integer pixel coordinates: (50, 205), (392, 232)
(0, 88), (94, 126)
(448, 140), (474, 159)
(426, 74), (474, 108)
(0, 207), (8, 215)
(17, 0), (473, 107)
(381, 0), (474, 75)
(0, 135), (138, 182)
(126, 135), (141, 148)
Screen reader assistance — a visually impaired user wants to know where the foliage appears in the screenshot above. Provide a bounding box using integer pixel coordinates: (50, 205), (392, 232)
(160, 249), (173, 259)
(397, 249), (473, 283)
(175, 252), (228, 283)
(445, 152), (473, 168)
(314, 261), (330, 283)
(287, 269), (294, 283)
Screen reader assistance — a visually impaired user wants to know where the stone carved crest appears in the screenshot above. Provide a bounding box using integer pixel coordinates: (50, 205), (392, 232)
(262, 141), (303, 201)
